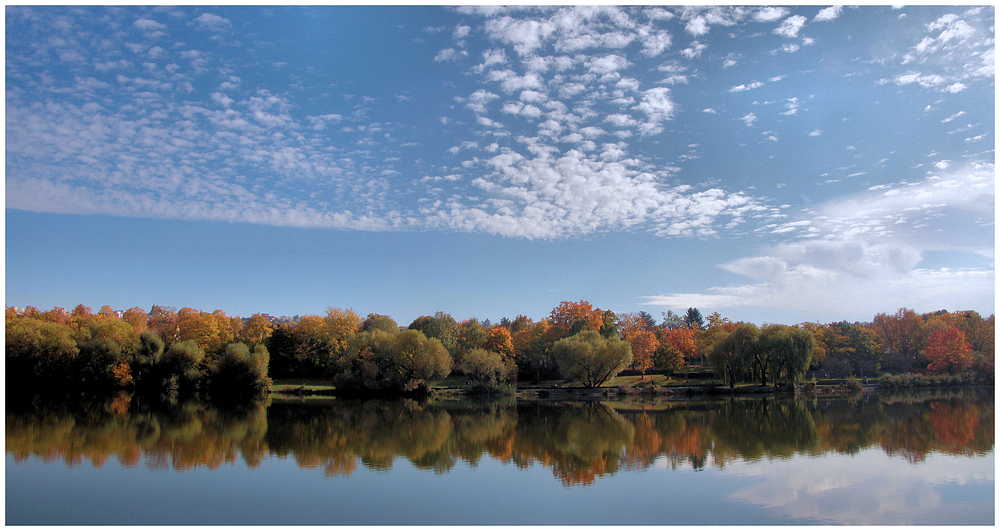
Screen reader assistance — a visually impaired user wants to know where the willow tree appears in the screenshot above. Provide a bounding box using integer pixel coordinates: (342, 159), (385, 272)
(552, 329), (632, 388)
(760, 325), (815, 386)
(709, 323), (758, 388)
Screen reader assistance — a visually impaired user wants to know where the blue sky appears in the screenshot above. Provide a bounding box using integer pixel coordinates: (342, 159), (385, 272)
(5, 5), (995, 326)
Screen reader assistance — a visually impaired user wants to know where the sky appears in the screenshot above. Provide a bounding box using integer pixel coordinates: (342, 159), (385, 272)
(5, 5), (995, 326)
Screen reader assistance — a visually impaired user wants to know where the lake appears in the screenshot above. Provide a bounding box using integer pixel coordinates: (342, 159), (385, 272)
(6, 388), (994, 525)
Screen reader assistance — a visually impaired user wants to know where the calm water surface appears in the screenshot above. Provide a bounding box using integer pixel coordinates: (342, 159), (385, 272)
(6, 388), (994, 525)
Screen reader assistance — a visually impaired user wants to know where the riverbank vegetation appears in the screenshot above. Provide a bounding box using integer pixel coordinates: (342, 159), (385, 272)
(6, 302), (994, 397)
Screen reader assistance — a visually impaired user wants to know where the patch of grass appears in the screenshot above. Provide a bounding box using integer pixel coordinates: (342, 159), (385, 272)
(271, 378), (335, 392)
(430, 374), (467, 388)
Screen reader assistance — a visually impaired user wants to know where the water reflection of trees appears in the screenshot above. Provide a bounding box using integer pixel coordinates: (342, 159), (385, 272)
(6, 389), (993, 485)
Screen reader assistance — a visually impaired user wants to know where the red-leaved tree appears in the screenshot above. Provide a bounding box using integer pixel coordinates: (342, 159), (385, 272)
(925, 327), (974, 374)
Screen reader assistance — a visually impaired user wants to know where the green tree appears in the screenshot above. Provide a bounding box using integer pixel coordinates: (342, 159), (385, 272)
(599, 309), (620, 338)
(551, 330), (632, 388)
(207, 342), (272, 397)
(408, 312), (459, 355)
(334, 329), (452, 394)
(759, 325), (814, 386)
(6, 318), (79, 387)
(462, 348), (517, 391)
(159, 340), (206, 393)
(133, 330), (166, 388)
(455, 318), (488, 361)
(823, 322), (882, 377)
(362, 313), (399, 333)
(661, 310), (686, 330)
(684, 307), (705, 330)
(709, 323), (758, 388)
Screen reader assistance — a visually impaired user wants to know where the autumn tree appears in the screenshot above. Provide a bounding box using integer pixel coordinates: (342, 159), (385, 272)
(177, 308), (224, 355)
(121, 307), (149, 336)
(655, 328), (694, 371)
(819, 322), (882, 378)
(482, 326), (515, 358)
(148, 305), (179, 345)
(455, 318), (488, 361)
(800, 322), (829, 369)
(513, 319), (557, 383)
(552, 329), (633, 388)
(871, 308), (923, 370)
(925, 327), (974, 374)
(76, 338), (130, 388)
(40, 306), (71, 326)
(322, 307), (362, 354)
(240, 313), (274, 347)
(87, 318), (137, 357)
(623, 329), (658, 378)
(699, 314), (736, 366)
(547, 301), (605, 341)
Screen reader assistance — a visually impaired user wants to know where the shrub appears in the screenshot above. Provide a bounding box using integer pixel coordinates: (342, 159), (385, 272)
(206, 343), (272, 397)
(462, 349), (517, 394)
(159, 340), (206, 393)
(333, 329), (452, 394)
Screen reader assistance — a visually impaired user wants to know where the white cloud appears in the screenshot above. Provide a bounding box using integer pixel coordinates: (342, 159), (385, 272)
(729, 81), (764, 92)
(813, 6), (843, 22)
(134, 18), (166, 31)
(584, 54), (629, 76)
(464, 89), (500, 113)
(809, 129), (822, 136)
(643, 162), (995, 320)
(633, 87), (675, 135)
(680, 41), (708, 59)
(435, 48), (468, 62)
(774, 15), (807, 38)
(194, 13), (231, 31)
(686, 16), (709, 36)
(739, 113), (757, 126)
(941, 111), (966, 123)
(754, 7), (788, 23)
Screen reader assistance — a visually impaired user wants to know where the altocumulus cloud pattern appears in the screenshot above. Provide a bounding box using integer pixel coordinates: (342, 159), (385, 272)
(6, 5), (994, 318)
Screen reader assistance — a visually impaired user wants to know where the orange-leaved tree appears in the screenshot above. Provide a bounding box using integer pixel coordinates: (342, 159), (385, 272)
(547, 300), (605, 341)
(624, 329), (658, 377)
(925, 327), (974, 374)
(482, 326), (515, 357)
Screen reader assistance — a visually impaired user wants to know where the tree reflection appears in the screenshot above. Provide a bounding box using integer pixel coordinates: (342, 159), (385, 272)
(6, 389), (994, 484)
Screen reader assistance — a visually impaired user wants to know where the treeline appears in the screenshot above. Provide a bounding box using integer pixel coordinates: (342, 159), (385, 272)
(5, 302), (995, 395)
(7, 390), (994, 483)
(5, 305), (270, 398)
